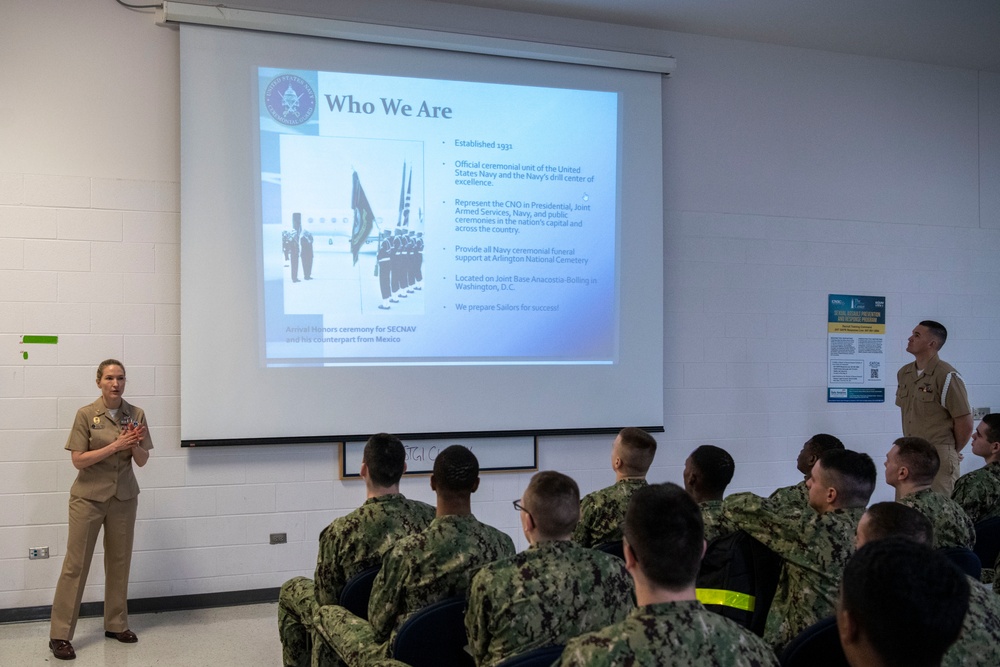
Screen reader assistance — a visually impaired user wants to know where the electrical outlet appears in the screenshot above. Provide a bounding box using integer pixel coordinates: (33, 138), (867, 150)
(29, 547), (49, 560)
(270, 533), (287, 545)
(973, 407), (991, 420)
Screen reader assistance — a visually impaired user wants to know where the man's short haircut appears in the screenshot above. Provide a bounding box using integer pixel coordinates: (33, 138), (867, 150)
(862, 502), (933, 546)
(523, 471), (580, 539)
(688, 445), (735, 496)
(623, 483), (703, 591)
(432, 445), (480, 494)
(616, 427), (657, 476)
(893, 436), (940, 484)
(919, 320), (948, 349)
(362, 433), (406, 487)
(818, 449), (876, 508)
(805, 433), (844, 455)
(841, 538), (969, 667)
(981, 413), (1000, 444)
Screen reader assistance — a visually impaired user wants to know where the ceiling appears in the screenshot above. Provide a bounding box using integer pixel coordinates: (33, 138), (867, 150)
(425, 0), (1000, 73)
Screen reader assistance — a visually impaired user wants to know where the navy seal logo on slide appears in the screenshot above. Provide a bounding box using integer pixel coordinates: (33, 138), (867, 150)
(264, 74), (316, 126)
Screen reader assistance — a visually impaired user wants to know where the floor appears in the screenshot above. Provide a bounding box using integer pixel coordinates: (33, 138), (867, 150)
(0, 603), (282, 666)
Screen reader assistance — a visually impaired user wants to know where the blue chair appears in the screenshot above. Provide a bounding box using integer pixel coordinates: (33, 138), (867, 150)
(496, 644), (566, 667)
(938, 546), (982, 580)
(338, 565), (381, 620)
(973, 517), (1000, 572)
(779, 616), (848, 667)
(593, 540), (624, 560)
(391, 596), (474, 667)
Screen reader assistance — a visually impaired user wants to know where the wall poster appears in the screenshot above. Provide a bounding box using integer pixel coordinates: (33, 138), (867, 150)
(827, 294), (886, 403)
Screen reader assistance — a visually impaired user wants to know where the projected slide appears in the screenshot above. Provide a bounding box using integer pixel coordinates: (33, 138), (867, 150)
(258, 67), (618, 366)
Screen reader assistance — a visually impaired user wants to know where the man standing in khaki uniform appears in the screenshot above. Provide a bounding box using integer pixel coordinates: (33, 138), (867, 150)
(896, 320), (973, 495)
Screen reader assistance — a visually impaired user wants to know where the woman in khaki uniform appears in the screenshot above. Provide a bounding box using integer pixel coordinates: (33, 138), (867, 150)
(48, 359), (152, 661)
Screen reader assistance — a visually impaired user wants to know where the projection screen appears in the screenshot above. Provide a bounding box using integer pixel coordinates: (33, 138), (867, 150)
(179, 22), (664, 445)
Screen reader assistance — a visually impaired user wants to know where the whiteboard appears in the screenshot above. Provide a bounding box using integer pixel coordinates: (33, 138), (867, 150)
(341, 435), (536, 478)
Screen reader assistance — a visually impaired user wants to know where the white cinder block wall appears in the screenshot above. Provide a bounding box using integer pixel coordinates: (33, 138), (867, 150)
(1, 0), (998, 611)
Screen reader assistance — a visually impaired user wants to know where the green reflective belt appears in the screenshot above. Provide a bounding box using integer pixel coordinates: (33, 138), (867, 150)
(696, 588), (755, 612)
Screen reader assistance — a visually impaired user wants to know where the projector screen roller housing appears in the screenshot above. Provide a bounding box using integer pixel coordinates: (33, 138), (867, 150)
(180, 24), (664, 444)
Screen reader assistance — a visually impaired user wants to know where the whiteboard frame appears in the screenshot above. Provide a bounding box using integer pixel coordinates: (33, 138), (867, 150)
(340, 435), (537, 478)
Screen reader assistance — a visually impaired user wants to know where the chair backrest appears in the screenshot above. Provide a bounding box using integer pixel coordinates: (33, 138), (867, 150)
(495, 644), (566, 667)
(338, 565), (381, 621)
(938, 546), (982, 580)
(973, 516), (1000, 571)
(779, 616), (847, 667)
(697, 530), (783, 637)
(593, 540), (625, 560)
(391, 596), (474, 667)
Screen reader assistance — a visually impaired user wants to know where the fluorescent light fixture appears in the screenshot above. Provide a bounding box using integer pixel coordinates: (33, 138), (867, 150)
(157, 1), (676, 74)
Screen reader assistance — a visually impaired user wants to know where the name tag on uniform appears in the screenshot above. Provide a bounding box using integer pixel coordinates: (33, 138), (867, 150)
(91, 416), (105, 429)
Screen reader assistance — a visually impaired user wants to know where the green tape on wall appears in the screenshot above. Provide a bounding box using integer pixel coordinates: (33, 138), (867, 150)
(22, 335), (59, 345)
(20, 334), (59, 359)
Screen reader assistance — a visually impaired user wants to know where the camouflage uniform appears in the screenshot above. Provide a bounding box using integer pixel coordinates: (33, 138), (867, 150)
(314, 514), (515, 667)
(573, 478), (647, 547)
(700, 499), (735, 544)
(767, 481), (808, 511)
(898, 488), (976, 549)
(720, 492), (862, 653)
(466, 540), (634, 667)
(277, 494), (434, 667)
(556, 600), (778, 667)
(952, 461), (1000, 524)
(942, 576), (1000, 667)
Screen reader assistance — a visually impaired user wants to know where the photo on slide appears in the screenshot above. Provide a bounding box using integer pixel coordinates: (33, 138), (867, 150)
(262, 135), (425, 319)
